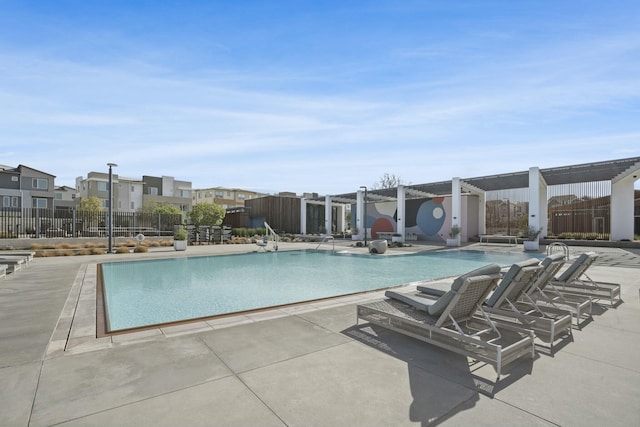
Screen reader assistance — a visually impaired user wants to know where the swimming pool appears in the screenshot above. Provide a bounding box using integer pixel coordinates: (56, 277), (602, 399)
(100, 249), (540, 332)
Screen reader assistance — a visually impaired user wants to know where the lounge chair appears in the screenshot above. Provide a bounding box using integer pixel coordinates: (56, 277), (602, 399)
(0, 251), (35, 265)
(551, 252), (621, 306)
(524, 253), (593, 328)
(0, 264), (7, 279)
(0, 257), (25, 274)
(419, 258), (572, 350)
(0, 254), (32, 268)
(357, 264), (536, 379)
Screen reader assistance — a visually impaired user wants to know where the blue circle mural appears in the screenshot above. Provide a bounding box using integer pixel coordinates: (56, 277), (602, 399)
(416, 198), (446, 235)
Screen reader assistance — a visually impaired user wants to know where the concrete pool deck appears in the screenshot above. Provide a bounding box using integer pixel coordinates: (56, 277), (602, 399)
(1, 241), (639, 426)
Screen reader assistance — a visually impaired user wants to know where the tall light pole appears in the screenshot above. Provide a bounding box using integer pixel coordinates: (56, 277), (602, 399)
(107, 163), (118, 253)
(360, 186), (368, 246)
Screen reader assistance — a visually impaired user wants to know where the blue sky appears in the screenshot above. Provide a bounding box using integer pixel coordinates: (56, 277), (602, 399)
(1, 1), (639, 194)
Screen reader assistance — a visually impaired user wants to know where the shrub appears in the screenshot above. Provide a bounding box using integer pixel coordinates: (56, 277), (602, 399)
(91, 248), (106, 255)
(116, 246), (130, 254)
(134, 245), (148, 253)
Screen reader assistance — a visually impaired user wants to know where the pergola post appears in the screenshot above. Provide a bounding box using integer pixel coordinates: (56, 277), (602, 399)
(300, 198), (307, 235)
(611, 177), (635, 240)
(324, 195), (332, 235)
(451, 177), (462, 242)
(397, 185), (406, 242)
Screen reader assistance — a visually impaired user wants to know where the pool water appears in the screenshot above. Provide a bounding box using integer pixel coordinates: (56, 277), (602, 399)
(101, 250), (540, 332)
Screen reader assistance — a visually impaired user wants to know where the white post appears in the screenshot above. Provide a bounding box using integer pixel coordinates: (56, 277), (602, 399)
(324, 195), (332, 235)
(611, 177), (635, 240)
(451, 177), (461, 244)
(300, 198), (307, 235)
(528, 167), (547, 239)
(356, 190), (364, 240)
(397, 185), (406, 242)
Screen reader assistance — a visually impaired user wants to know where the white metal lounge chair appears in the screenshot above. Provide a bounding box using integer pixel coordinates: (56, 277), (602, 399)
(0, 257), (25, 274)
(0, 264), (7, 279)
(551, 252), (621, 306)
(524, 253), (593, 329)
(420, 258), (572, 350)
(357, 264), (535, 379)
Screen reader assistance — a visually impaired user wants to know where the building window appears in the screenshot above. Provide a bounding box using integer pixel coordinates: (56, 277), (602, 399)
(97, 181), (108, 192)
(181, 190), (190, 198)
(198, 192), (202, 199)
(215, 191), (224, 198)
(32, 178), (48, 190)
(149, 187), (158, 196)
(32, 198), (47, 208)
(55, 192), (62, 200)
(237, 193), (246, 200)
(4, 196), (19, 207)
(102, 199), (109, 208)
(118, 200), (122, 209)
(131, 201), (135, 210)
(131, 186), (135, 192)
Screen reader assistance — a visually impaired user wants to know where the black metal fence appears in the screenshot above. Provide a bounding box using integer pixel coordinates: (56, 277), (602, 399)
(0, 207), (183, 238)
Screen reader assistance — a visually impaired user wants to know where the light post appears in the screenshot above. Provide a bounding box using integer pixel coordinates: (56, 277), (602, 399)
(107, 163), (118, 253)
(360, 186), (368, 246)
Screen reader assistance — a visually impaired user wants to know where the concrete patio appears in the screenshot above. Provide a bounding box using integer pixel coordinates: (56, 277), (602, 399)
(1, 242), (639, 426)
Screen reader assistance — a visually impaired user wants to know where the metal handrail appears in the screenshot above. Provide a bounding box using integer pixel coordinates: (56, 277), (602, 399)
(315, 235), (335, 253)
(547, 241), (569, 260)
(263, 222), (279, 251)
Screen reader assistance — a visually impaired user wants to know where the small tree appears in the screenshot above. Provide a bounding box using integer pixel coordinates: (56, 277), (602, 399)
(139, 201), (182, 216)
(188, 202), (226, 228)
(79, 196), (103, 212)
(372, 173), (411, 189)
(79, 196), (103, 231)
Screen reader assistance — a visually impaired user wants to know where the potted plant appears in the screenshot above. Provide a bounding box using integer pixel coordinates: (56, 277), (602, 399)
(392, 233), (402, 243)
(446, 225), (461, 247)
(523, 226), (543, 251)
(173, 226), (188, 251)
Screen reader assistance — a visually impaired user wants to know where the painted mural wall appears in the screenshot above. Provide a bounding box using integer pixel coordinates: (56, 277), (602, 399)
(352, 196), (475, 242)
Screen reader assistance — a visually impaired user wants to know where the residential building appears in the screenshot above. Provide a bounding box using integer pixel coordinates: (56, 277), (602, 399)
(76, 173), (191, 214)
(75, 172), (119, 210)
(115, 176), (144, 212)
(0, 164), (55, 210)
(192, 186), (265, 209)
(54, 185), (76, 210)
(142, 175), (192, 214)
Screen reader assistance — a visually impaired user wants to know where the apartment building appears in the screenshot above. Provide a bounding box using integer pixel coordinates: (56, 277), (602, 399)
(192, 186), (265, 209)
(75, 172), (120, 210)
(142, 175), (192, 214)
(75, 174), (190, 213)
(0, 164), (55, 210)
(54, 185), (76, 210)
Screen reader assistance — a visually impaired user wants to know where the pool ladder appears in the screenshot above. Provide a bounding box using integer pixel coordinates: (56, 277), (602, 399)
(315, 235), (335, 253)
(547, 242), (570, 260)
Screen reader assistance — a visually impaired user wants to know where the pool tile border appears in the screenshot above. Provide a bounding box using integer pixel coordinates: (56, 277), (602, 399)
(46, 262), (398, 357)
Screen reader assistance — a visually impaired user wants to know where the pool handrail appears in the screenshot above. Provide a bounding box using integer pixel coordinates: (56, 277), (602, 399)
(315, 235), (335, 253)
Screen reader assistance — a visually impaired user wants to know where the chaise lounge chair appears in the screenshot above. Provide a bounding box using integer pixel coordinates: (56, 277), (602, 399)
(0, 257), (26, 274)
(0, 264), (7, 279)
(356, 264), (536, 379)
(419, 258), (572, 351)
(550, 252), (621, 306)
(524, 253), (593, 329)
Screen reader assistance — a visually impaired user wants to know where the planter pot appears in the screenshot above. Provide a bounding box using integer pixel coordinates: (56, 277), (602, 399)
(369, 240), (388, 254)
(174, 240), (188, 251)
(446, 238), (460, 247)
(391, 235), (402, 243)
(523, 240), (539, 251)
